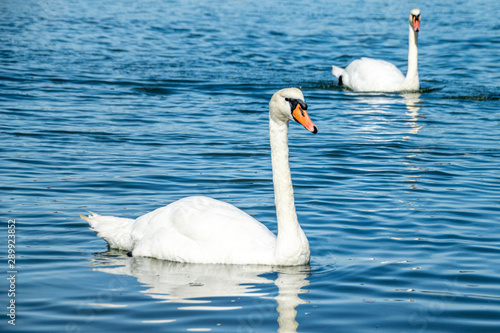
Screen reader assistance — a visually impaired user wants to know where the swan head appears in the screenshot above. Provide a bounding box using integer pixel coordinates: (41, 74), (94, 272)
(269, 88), (318, 134)
(409, 9), (421, 33)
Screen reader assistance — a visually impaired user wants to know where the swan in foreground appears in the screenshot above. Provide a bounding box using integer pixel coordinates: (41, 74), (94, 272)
(81, 88), (318, 266)
(332, 9), (421, 92)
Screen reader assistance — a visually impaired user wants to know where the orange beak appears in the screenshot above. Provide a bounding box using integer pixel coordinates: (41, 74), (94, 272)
(412, 16), (420, 32)
(292, 104), (318, 134)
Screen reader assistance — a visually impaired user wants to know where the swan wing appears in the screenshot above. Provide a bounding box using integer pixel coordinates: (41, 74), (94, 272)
(128, 196), (277, 264)
(344, 58), (405, 92)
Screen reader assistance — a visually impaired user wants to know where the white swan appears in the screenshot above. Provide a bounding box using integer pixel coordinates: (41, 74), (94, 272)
(81, 88), (318, 266)
(332, 9), (421, 92)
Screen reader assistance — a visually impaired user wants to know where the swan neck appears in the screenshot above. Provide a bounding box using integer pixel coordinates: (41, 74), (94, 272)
(269, 118), (298, 232)
(269, 115), (309, 264)
(403, 25), (419, 90)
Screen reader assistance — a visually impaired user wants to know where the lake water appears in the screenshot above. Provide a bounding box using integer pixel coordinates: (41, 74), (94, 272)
(1, 0), (500, 332)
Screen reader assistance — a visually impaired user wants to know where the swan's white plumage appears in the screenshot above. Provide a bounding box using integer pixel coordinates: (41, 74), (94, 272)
(334, 57), (406, 92)
(135, 196), (276, 264)
(82, 88), (317, 266)
(332, 9), (421, 92)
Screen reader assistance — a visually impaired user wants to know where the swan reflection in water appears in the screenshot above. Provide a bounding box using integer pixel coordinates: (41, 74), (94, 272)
(344, 91), (423, 138)
(90, 251), (310, 332)
(402, 92), (423, 138)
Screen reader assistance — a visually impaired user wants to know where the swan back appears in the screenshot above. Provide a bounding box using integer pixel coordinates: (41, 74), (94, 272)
(343, 58), (405, 92)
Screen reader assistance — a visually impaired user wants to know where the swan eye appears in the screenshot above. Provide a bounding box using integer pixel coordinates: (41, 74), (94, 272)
(285, 98), (308, 113)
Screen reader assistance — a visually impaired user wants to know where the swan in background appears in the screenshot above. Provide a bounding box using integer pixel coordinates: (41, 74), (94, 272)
(332, 9), (421, 92)
(81, 88), (318, 266)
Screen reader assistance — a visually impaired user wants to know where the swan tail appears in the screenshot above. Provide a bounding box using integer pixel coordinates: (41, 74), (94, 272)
(81, 212), (135, 251)
(331, 65), (345, 79)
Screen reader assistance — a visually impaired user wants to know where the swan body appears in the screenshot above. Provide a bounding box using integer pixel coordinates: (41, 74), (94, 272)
(82, 88), (318, 266)
(332, 9), (421, 92)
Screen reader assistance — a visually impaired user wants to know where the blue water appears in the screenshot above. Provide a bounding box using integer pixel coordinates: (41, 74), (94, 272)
(1, 0), (500, 332)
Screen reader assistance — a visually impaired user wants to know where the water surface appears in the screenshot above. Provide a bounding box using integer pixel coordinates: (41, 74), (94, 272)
(1, 0), (500, 332)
